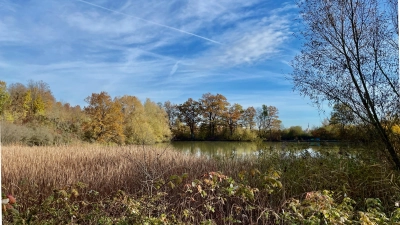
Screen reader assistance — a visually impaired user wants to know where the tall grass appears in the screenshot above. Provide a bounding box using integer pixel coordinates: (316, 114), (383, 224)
(2, 145), (218, 198)
(2, 144), (400, 224)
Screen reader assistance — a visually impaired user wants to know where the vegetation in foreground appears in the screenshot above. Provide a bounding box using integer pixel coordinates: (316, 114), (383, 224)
(2, 144), (400, 224)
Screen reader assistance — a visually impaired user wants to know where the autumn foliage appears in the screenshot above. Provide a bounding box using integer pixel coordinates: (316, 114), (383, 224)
(83, 92), (125, 144)
(0, 80), (288, 145)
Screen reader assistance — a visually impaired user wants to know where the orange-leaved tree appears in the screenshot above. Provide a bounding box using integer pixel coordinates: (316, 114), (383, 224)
(224, 103), (243, 136)
(241, 106), (256, 130)
(200, 93), (229, 137)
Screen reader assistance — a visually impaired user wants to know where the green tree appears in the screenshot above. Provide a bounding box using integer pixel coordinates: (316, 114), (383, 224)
(83, 92), (125, 144)
(286, 126), (305, 140)
(291, 0), (400, 168)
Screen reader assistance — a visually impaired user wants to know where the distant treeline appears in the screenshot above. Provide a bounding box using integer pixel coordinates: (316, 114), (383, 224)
(0, 80), (381, 145)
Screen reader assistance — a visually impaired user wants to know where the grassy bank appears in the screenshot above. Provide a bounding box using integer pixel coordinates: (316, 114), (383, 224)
(2, 144), (400, 224)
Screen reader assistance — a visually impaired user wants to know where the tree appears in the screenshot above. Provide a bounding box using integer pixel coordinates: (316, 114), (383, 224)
(264, 106), (281, 140)
(31, 93), (45, 116)
(143, 99), (171, 143)
(330, 103), (356, 139)
(116, 95), (146, 144)
(330, 103), (355, 127)
(26, 80), (55, 118)
(177, 98), (202, 140)
(224, 103), (243, 136)
(83, 92), (125, 144)
(291, 0), (400, 168)
(163, 101), (178, 129)
(256, 105), (281, 140)
(7, 83), (30, 122)
(284, 126), (306, 140)
(0, 81), (10, 116)
(200, 93), (229, 137)
(242, 106), (256, 130)
(6, 81), (55, 123)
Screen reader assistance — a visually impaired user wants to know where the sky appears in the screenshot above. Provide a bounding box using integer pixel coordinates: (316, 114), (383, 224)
(0, 0), (331, 129)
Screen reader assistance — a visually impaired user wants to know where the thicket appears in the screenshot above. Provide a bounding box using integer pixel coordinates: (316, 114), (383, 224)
(2, 145), (400, 224)
(1, 122), (65, 146)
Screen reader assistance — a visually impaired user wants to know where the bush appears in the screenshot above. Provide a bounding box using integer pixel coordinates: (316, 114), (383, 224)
(0, 122), (68, 146)
(1, 122), (31, 145)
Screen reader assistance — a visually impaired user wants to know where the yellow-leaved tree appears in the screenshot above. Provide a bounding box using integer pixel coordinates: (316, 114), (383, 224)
(83, 92), (125, 145)
(116, 96), (171, 144)
(117, 95), (148, 144)
(0, 81), (10, 117)
(143, 99), (171, 143)
(7, 83), (31, 123)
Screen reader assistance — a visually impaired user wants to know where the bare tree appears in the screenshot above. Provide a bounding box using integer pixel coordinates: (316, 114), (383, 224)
(291, 0), (400, 168)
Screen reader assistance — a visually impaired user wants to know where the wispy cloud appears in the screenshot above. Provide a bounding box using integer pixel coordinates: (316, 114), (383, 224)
(169, 61), (180, 76)
(218, 26), (289, 65)
(0, 0), (324, 127)
(75, 0), (222, 44)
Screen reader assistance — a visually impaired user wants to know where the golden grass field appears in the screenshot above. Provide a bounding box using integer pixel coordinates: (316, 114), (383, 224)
(1, 145), (229, 201)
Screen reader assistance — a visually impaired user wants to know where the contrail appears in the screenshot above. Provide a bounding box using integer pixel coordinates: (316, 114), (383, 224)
(75, 0), (222, 45)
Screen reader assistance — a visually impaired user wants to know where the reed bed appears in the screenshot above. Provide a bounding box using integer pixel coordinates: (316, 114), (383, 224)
(2, 144), (400, 224)
(2, 145), (222, 198)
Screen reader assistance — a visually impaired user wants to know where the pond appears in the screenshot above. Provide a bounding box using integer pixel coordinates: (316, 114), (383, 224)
(157, 141), (358, 158)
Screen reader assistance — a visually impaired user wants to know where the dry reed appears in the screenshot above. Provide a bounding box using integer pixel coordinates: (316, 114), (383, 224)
(1, 145), (224, 205)
(2, 144), (400, 217)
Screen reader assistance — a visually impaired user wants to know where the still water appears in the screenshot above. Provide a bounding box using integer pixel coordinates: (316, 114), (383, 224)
(157, 141), (353, 158)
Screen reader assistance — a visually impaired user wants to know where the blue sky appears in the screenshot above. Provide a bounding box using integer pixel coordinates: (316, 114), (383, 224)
(0, 0), (330, 129)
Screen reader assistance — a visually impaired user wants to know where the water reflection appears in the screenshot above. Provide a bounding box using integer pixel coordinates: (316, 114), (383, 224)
(156, 141), (356, 158)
